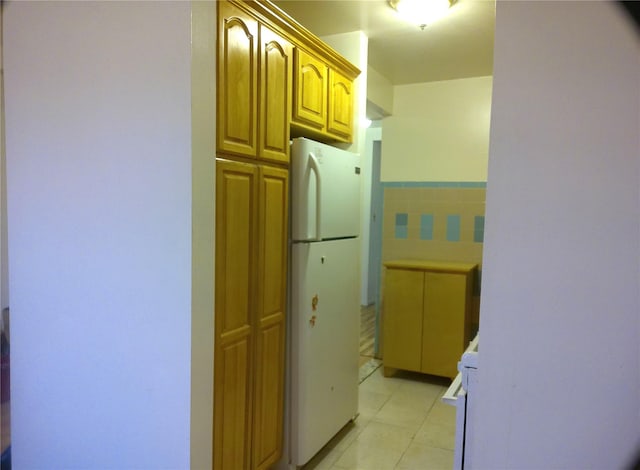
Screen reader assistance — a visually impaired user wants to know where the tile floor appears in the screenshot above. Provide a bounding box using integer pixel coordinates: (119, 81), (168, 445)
(302, 367), (456, 470)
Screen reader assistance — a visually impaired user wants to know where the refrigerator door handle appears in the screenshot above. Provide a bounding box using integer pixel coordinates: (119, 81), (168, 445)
(308, 152), (322, 241)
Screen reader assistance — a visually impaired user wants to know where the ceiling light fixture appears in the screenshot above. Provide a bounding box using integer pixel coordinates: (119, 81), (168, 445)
(389, 0), (453, 30)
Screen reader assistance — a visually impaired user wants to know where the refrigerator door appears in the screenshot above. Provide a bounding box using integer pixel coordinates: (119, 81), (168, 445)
(290, 238), (360, 466)
(291, 138), (361, 241)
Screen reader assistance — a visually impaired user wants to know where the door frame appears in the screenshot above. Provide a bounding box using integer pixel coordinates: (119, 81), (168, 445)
(360, 125), (382, 305)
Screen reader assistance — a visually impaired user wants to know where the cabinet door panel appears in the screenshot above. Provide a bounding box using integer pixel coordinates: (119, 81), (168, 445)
(382, 269), (424, 372)
(217, 336), (251, 470)
(422, 272), (467, 378)
(327, 69), (353, 141)
(253, 322), (284, 468)
(218, 2), (258, 157)
(260, 27), (291, 164)
(214, 159), (259, 470)
(253, 167), (288, 469)
(293, 48), (327, 130)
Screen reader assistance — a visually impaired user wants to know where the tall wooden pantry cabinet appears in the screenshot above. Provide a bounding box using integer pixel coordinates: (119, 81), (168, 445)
(215, 1), (290, 469)
(213, 1), (360, 468)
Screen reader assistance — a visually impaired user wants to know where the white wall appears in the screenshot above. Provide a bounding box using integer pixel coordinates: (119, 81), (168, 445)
(4, 2), (192, 467)
(474, 2), (640, 468)
(367, 65), (393, 117)
(190, 2), (217, 468)
(1, 4), (8, 314)
(382, 76), (492, 182)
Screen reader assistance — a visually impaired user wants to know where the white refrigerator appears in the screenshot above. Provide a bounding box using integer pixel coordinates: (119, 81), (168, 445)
(289, 137), (361, 467)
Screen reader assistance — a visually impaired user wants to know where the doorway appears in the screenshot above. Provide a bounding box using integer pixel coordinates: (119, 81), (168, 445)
(360, 125), (383, 368)
(367, 139), (383, 356)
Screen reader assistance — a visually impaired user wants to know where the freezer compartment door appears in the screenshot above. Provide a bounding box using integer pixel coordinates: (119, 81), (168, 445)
(290, 238), (360, 465)
(291, 138), (360, 241)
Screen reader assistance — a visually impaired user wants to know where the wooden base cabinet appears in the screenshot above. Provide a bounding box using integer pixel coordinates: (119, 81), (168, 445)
(382, 260), (477, 379)
(214, 159), (288, 470)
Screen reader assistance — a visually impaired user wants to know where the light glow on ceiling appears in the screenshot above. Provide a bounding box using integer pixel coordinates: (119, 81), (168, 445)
(389, 0), (452, 28)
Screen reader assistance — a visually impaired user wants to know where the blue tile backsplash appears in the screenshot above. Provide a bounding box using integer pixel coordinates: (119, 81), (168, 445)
(383, 181), (486, 330)
(395, 213), (408, 239)
(474, 216), (485, 243)
(420, 214), (434, 240)
(446, 215), (461, 242)
(383, 182), (486, 255)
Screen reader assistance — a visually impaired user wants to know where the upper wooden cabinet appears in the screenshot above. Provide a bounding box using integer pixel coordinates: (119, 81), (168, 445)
(291, 48), (356, 143)
(218, 1), (259, 158)
(218, 0), (360, 154)
(292, 48), (328, 131)
(327, 68), (354, 141)
(259, 27), (292, 164)
(218, 1), (292, 163)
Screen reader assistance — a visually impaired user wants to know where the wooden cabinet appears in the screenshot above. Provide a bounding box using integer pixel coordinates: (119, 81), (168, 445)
(218, 1), (292, 163)
(382, 260), (477, 379)
(218, 1), (359, 148)
(259, 26), (292, 164)
(327, 69), (354, 140)
(252, 165), (288, 469)
(214, 1), (359, 467)
(214, 159), (258, 470)
(292, 48), (327, 131)
(291, 48), (356, 143)
(217, 1), (259, 158)
(214, 159), (288, 470)
(382, 268), (424, 373)
(216, 3), (291, 468)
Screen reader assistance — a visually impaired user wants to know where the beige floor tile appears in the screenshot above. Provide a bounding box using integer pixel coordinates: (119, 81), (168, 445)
(331, 415), (371, 452)
(359, 388), (391, 414)
(331, 442), (404, 470)
(355, 420), (415, 451)
(358, 368), (403, 395)
(389, 382), (435, 399)
(372, 400), (429, 432)
(413, 419), (456, 450)
(332, 422), (413, 470)
(305, 366), (457, 470)
(396, 376), (448, 393)
(395, 442), (454, 470)
(425, 400), (456, 425)
(384, 383), (444, 414)
(302, 443), (347, 470)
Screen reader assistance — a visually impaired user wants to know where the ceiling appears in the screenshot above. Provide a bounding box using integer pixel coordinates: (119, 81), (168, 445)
(272, 0), (496, 86)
